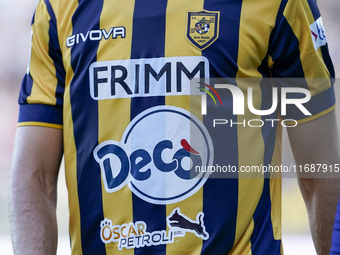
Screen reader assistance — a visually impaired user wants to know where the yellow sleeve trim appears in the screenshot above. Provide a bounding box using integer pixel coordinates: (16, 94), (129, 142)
(17, 121), (63, 130)
(284, 104), (336, 126)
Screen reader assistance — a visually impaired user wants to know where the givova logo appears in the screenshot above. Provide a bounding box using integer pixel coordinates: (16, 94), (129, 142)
(93, 106), (214, 204)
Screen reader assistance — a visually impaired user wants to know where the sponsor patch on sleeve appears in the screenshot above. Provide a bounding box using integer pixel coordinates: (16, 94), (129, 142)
(310, 17), (327, 51)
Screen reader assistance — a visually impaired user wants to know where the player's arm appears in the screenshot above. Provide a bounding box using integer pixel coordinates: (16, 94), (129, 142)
(287, 110), (340, 255)
(10, 126), (63, 255)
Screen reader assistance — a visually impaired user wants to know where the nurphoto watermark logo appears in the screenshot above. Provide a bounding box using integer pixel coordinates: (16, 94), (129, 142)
(188, 78), (337, 179)
(191, 78), (312, 128)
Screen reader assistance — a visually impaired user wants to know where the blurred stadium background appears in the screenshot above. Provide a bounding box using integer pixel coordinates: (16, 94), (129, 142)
(0, 0), (339, 254)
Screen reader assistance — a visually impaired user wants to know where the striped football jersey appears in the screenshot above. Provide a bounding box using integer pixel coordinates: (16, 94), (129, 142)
(18, 0), (335, 254)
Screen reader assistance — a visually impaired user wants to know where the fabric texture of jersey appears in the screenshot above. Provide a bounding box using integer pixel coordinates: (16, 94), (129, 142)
(18, 0), (335, 254)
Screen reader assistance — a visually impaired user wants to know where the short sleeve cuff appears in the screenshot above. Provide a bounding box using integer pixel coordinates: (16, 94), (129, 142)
(18, 104), (63, 129)
(283, 85), (336, 124)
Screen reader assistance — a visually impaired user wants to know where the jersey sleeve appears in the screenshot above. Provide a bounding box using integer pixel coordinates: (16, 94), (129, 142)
(18, 0), (65, 129)
(268, 0), (336, 124)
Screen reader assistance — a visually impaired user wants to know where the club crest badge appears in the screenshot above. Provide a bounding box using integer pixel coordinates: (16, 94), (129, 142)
(186, 10), (220, 50)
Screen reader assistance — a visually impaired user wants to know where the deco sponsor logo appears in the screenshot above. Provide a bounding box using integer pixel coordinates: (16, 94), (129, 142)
(93, 106), (214, 204)
(100, 208), (209, 250)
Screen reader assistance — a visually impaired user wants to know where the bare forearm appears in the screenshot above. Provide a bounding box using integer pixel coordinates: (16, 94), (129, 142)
(9, 126), (63, 255)
(10, 170), (58, 255)
(288, 111), (340, 254)
(298, 178), (340, 255)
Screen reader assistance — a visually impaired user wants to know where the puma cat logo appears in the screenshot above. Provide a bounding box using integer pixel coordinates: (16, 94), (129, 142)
(167, 208), (209, 240)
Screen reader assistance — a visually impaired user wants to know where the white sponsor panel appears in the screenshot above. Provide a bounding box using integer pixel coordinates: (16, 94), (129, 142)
(89, 56), (209, 100)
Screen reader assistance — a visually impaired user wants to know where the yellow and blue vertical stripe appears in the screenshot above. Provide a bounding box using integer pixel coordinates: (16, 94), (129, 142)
(17, 0), (337, 254)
